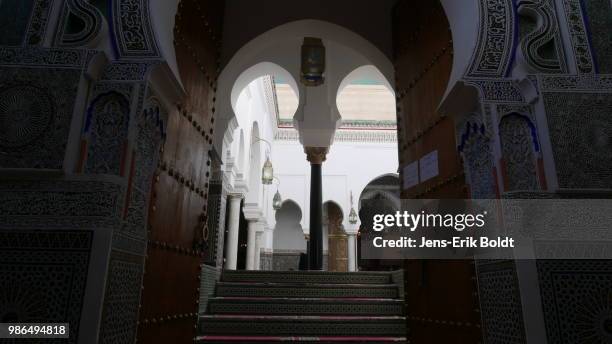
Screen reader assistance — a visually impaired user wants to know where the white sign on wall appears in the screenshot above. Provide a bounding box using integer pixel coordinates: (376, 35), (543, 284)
(419, 150), (439, 182)
(402, 161), (419, 190)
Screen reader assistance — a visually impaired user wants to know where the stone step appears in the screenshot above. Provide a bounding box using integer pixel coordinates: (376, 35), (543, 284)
(196, 335), (408, 343)
(198, 315), (406, 336)
(220, 270), (393, 285)
(207, 297), (405, 316)
(215, 282), (399, 298)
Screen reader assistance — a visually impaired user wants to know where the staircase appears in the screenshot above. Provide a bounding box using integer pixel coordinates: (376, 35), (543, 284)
(196, 270), (407, 343)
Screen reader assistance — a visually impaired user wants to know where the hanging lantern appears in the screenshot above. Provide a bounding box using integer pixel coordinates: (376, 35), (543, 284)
(272, 189), (282, 210)
(301, 37), (325, 86)
(348, 191), (358, 224)
(349, 207), (358, 224)
(262, 156), (274, 184)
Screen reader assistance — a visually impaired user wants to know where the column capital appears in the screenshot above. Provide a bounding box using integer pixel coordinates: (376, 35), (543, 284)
(228, 193), (245, 200)
(304, 146), (329, 164)
(243, 205), (263, 221)
(247, 219), (266, 233)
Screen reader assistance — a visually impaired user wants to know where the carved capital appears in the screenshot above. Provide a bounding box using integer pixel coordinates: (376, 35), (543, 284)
(304, 147), (329, 164)
(228, 193), (245, 200)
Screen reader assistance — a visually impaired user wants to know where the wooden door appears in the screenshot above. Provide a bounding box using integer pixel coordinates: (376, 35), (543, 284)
(136, 0), (225, 342)
(393, 1), (482, 343)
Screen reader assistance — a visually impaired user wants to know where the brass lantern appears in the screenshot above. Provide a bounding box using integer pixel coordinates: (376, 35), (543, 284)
(349, 207), (358, 224)
(272, 189), (282, 210)
(348, 191), (358, 224)
(301, 37), (325, 86)
(262, 156), (273, 184)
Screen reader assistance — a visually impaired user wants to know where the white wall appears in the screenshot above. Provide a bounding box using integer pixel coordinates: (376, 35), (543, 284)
(267, 133), (398, 238)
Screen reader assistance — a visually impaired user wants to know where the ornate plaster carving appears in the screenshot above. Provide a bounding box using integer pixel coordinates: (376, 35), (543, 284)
(304, 146), (329, 164)
(467, 0), (517, 78)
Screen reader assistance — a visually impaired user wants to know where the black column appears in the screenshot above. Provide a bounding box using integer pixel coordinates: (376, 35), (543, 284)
(308, 163), (323, 270)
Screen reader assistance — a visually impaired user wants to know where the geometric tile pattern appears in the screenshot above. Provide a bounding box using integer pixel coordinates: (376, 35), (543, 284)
(476, 260), (526, 344)
(0, 230), (92, 344)
(0, 66), (81, 169)
(99, 251), (144, 344)
(543, 92), (612, 189)
(537, 260), (612, 344)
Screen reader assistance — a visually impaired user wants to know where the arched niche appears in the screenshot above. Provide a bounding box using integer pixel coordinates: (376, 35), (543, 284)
(499, 113), (541, 191)
(83, 90), (130, 175)
(457, 120), (496, 199)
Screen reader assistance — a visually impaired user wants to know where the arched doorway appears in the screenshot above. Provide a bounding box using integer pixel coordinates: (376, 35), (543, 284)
(323, 201), (347, 272)
(273, 200), (306, 271)
(357, 174), (400, 271)
(236, 199), (248, 270)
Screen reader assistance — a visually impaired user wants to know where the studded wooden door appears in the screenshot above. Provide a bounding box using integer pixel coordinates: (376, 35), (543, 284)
(393, 1), (481, 343)
(136, 0), (224, 342)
